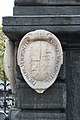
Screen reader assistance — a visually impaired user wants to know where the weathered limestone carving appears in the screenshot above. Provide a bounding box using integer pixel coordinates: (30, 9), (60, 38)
(4, 39), (15, 93)
(17, 30), (63, 93)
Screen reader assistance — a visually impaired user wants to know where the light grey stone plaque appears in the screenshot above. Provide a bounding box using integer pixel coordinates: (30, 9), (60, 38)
(4, 39), (15, 93)
(17, 30), (63, 93)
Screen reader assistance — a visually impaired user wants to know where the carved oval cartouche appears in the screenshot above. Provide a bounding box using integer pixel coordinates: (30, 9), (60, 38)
(17, 30), (63, 93)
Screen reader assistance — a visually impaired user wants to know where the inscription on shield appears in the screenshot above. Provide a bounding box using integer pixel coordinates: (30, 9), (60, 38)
(17, 30), (63, 93)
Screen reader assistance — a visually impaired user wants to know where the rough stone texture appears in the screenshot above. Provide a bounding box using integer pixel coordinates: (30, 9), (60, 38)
(3, 16), (80, 26)
(3, 26), (80, 43)
(66, 49), (80, 120)
(15, 82), (66, 109)
(8, 108), (19, 120)
(17, 30), (63, 93)
(4, 39), (15, 93)
(14, 0), (80, 6)
(58, 52), (66, 80)
(14, 110), (66, 120)
(16, 52), (66, 81)
(13, 6), (80, 15)
(2, 16), (80, 43)
(0, 111), (7, 120)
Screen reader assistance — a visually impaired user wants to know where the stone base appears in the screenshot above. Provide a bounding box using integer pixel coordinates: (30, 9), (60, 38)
(14, 110), (66, 120)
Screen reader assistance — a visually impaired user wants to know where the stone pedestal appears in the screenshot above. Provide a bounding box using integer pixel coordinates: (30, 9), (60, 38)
(14, 111), (66, 120)
(2, 0), (80, 120)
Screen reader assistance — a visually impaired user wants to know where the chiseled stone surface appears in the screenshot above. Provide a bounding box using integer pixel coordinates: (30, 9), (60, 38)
(14, 0), (80, 5)
(25, 41), (56, 81)
(2, 16), (80, 43)
(14, 110), (66, 120)
(66, 50), (80, 120)
(17, 30), (63, 93)
(15, 82), (66, 109)
(3, 16), (80, 26)
(13, 6), (80, 15)
(16, 52), (66, 81)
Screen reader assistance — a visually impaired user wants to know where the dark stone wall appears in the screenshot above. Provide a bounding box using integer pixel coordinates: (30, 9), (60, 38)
(15, 82), (66, 109)
(66, 49), (80, 120)
(13, 6), (80, 15)
(14, 111), (66, 120)
(15, 0), (80, 5)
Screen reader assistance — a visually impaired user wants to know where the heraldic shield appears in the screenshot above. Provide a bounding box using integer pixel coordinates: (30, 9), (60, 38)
(17, 30), (63, 93)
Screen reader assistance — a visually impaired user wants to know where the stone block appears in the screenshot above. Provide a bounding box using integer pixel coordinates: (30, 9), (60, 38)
(3, 25), (80, 44)
(13, 6), (80, 15)
(8, 108), (19, 120)
(66, 49), (80, 120)
(14, 0), (80, 6)
(3, 16), (80, 26)
(14, 110), (66, 120)
(2, 16), (80, 42)
(15, 82), (66, 109)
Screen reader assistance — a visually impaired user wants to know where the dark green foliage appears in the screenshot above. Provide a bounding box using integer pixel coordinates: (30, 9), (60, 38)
(0, 25), (6, 80)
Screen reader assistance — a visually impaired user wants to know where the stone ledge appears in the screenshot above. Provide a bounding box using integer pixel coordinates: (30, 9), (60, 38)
(15, 82), (66, 109)
(2, 26), (80, 43)
(3, 15), (80, 43)
(14, 111), (66, 120)
(3, 15), (80, 26)
(13, 6), (80, 15)
(14, 0), (80, 6)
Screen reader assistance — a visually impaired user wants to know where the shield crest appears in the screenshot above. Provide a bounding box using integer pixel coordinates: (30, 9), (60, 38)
(17, 30), (63, 93)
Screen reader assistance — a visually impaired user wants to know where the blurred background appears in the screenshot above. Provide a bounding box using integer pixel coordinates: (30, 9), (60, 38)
(0, 0), (14, 114)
